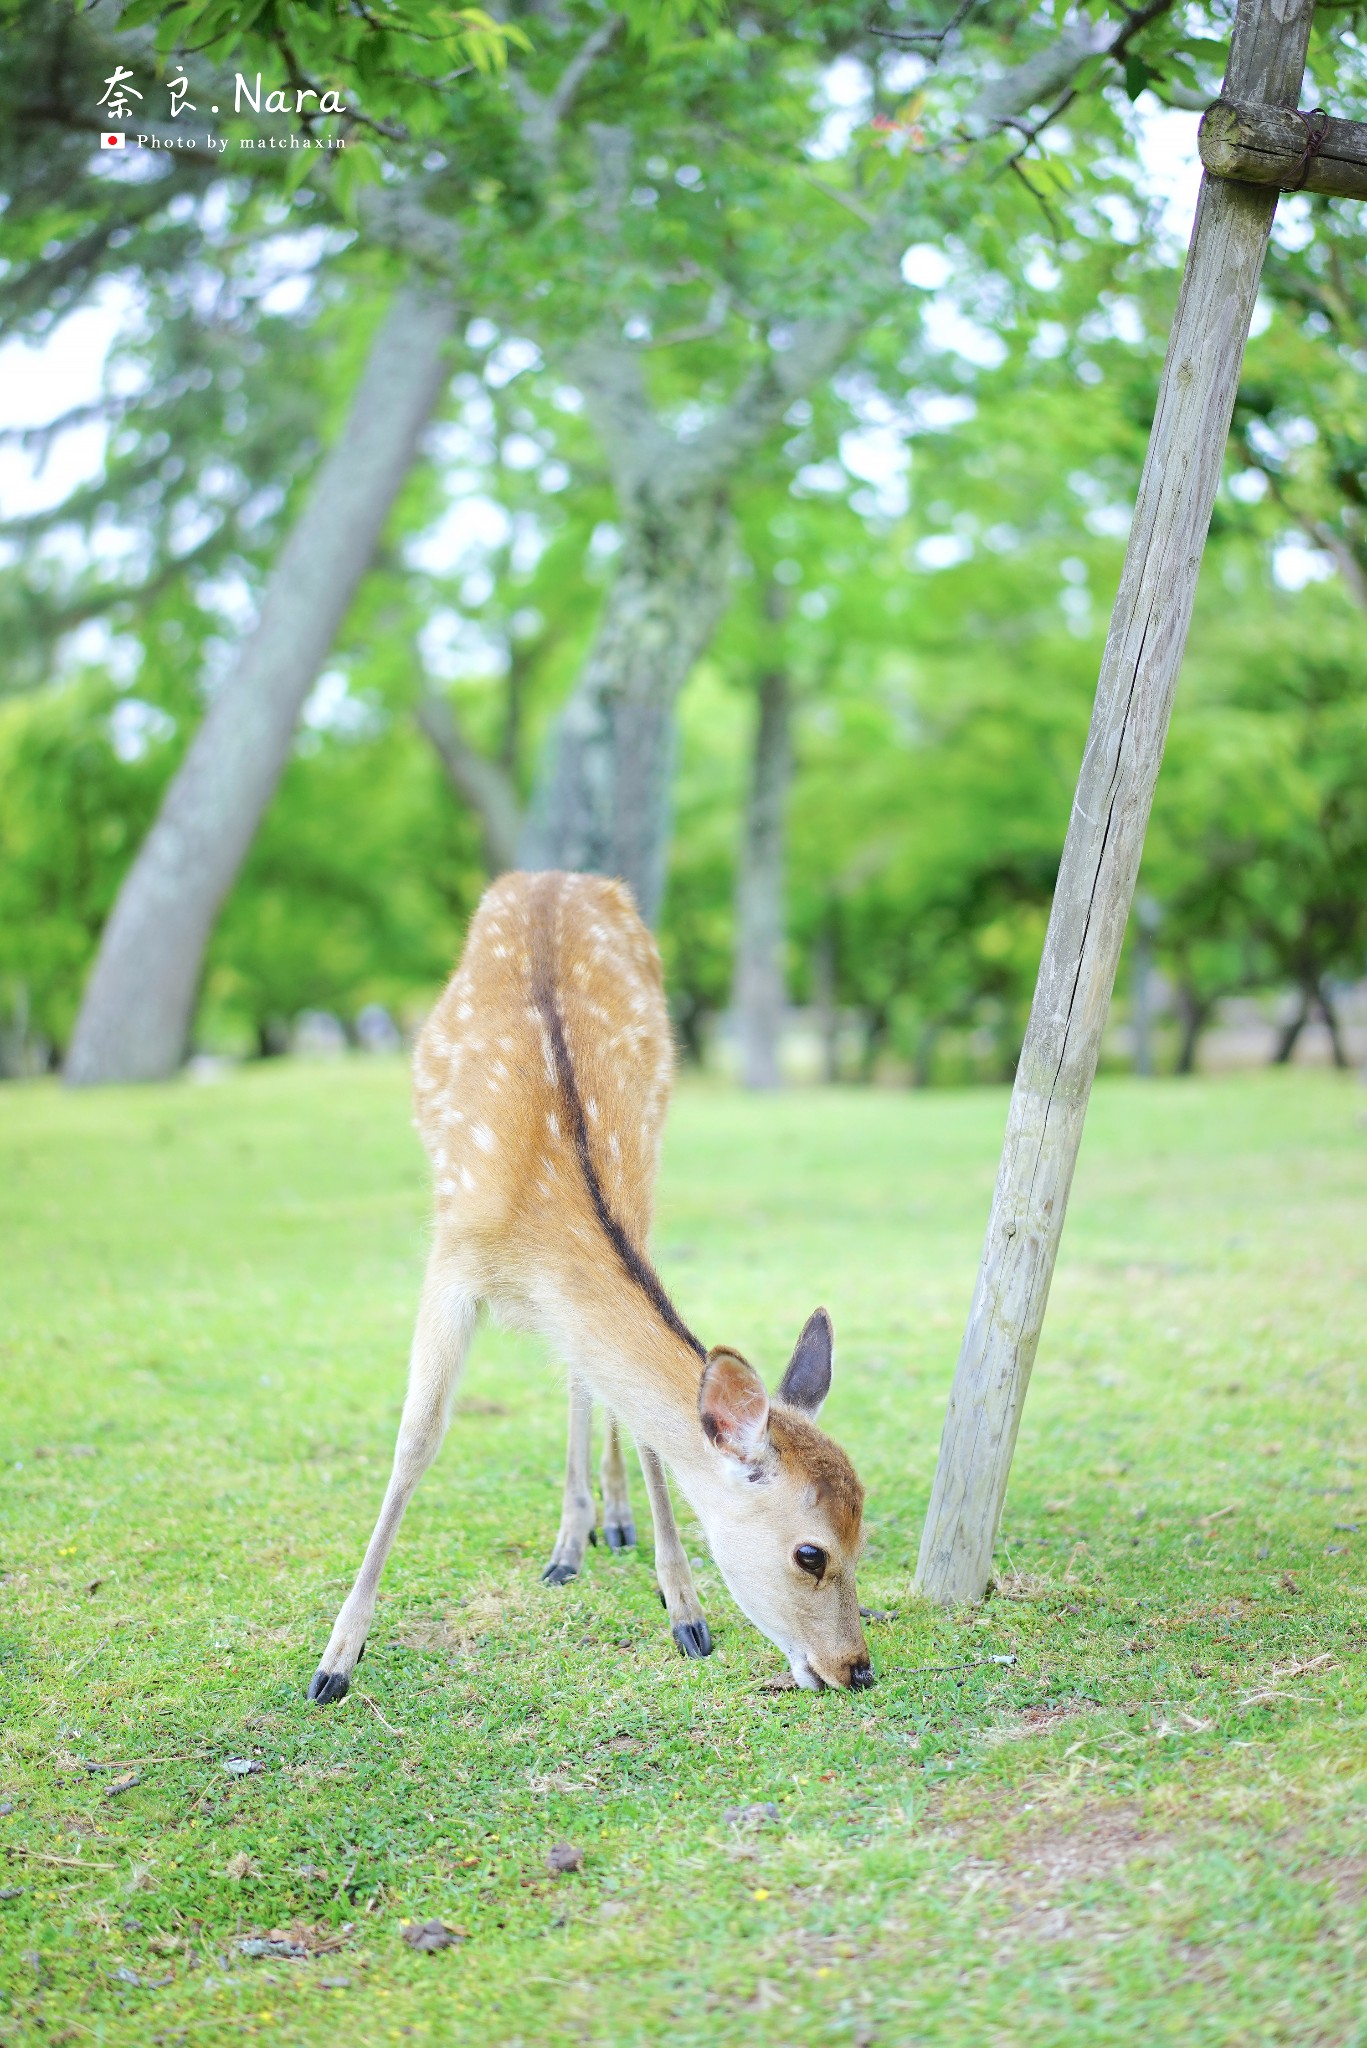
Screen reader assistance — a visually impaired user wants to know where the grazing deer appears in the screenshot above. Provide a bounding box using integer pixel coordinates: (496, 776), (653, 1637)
(308, 871), (873, 1701)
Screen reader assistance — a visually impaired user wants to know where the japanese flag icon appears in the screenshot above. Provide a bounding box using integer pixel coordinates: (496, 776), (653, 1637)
(100, 132), (126, 149)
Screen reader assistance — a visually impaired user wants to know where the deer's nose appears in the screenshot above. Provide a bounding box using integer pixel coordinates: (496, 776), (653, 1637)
(848, 1659), (876, 1690)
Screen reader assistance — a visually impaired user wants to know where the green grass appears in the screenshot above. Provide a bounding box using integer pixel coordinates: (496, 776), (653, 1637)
(1, 1061), (1363, 2047)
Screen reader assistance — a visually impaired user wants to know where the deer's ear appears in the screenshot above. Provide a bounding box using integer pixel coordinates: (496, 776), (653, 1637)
(699, 1347), (771, 1466)
(777, 1307), (833, 1417)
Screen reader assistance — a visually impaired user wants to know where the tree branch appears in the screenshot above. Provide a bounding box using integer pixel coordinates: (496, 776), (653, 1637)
(673, 1), (1178, 488)
(511, 15), (622, 172)
(559, 328), (679, 505)
(416, 689), (523, 873)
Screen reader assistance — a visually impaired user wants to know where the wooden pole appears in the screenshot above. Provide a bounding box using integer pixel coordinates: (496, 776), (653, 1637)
(915, 0), (1317, 1606)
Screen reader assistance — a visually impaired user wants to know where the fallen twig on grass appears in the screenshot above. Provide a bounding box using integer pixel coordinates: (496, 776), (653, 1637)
(12, 1850), (118, 1871)
(64, 1636), (111, 1680)
(892, 1654), (1018, 1678)
(1271, 1652), (1335, 1680)
(77, 1750), (215, 1772)
(357, 1690), (407, 1738)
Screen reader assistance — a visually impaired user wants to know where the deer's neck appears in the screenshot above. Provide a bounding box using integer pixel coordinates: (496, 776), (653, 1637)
(540, 1252), (708, 1473)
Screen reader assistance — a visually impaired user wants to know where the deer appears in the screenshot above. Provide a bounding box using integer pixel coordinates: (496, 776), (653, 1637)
(307, 870), (874, 1702)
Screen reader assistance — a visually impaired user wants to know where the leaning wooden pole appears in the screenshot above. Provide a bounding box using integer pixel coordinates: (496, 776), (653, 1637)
(915, 0), (1316, 1605)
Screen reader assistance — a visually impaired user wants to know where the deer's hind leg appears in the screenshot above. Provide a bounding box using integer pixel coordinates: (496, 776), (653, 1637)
(541, 1377), (597, 1585)
(308, 1253), (477, 1705)
(639, 1446), (711, 1659)
(599, 1415), (636, 1550)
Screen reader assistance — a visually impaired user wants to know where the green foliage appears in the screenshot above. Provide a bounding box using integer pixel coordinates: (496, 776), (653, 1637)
(0, 678), (172, 1064)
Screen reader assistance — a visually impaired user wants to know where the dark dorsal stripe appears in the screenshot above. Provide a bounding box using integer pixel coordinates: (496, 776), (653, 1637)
(530, 875), (706, 1364)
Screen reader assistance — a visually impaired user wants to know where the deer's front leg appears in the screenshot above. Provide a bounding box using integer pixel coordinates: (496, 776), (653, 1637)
(639, 1446), (711, 1659)
(308, 1263), (476, 1705)
(599, 1414), (636, 1550)
(541, 1377), (597, 1585)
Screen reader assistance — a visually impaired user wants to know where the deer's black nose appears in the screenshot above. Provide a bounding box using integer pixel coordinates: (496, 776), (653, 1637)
(849, 1660), (876, 1690)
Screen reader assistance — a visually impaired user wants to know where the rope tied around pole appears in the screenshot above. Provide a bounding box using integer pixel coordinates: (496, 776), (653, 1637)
(1288, 106), (1329, 189)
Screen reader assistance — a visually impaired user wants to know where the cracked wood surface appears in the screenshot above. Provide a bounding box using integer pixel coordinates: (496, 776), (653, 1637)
(1200, 97), (1367, 199)
(914, 0), (1317, 1605)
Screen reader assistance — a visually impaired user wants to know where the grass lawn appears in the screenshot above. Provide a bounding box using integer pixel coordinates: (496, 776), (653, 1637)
(0, 1060), (1363, 2047)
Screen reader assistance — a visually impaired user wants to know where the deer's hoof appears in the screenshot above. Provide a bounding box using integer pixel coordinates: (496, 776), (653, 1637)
(672, 1619), (713, 1659)
(541, 1561), (579, 1586)
(603, 1519), (637, 1551)
(307, 1669), (350, 1705)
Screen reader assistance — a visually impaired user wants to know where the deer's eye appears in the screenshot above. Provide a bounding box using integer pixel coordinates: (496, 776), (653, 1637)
(794, 1544), (827, 1581)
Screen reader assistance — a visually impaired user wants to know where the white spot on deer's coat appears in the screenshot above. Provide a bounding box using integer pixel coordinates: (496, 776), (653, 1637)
(608, 1133), (621, 1162)
(457, 1003), (473, 1021)
(460, 1166), (475, 1191)
(585, 1098), (599, 1121)
(546, 1112), (560, 1140)
(472, 1123), (496, 1154)
(438, 1177), (455, 1195)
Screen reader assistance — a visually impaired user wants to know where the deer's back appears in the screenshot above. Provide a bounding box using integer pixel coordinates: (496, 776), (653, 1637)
(413, 872), (673, 1275)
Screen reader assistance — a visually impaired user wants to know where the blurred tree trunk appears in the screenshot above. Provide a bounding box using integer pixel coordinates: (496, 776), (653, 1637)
(1317, 981), (1348, 1068)
(911, 1021), (938, 1089)
(1130, 894), (1161, 1077)
(731, 647), (791, 1090)
(517, 482), (732, 922)
(859, 1004), (889, 1084)
(813, 920), (840, 1084)
(66, 288), (456, 1085)
(1175, 983), (1211, 1075)
(1272, 985), (1310, 1064)
(416, 690), (522, 875)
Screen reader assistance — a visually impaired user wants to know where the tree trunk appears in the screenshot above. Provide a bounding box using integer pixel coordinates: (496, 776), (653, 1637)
(1317, 981), (1349, 1069)
(911, 1020), (938, 1089)
(1176, 983), (1210, 1075)
(1272, 984), (1310, 1064)
(859, 1005), (889, 1084)
(1130, 895), (1161, 1077)
(416, 690), (523, 875)
(813, 920), (840, 1084)
(731, 658), (791, 1090)
(517, 488), (732, 924)
(65, 287), (456, 1085)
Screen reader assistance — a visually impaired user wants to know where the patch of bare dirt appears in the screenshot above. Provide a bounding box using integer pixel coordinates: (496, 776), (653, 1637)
(1273, 1834), (1367, 1911)
(390, 1618), (474, 1656)
(1003, 1810), (1154, 1888)
(952, 1805), (1175, 1943)
(988, 1698), (1106, 1741)
(991, 1568), (1052, 1601)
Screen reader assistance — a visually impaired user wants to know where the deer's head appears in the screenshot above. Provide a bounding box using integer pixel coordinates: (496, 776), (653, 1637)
(691, 1309), (872, 1691)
